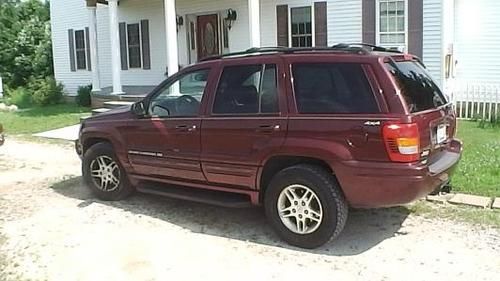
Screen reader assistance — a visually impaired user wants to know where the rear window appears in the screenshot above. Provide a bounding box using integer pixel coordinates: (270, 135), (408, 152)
(292, 63), (379, 114)
(385, 60), (447, 113)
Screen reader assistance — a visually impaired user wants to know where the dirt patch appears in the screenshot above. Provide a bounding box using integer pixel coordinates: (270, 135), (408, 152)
(0, 140), (499, 280)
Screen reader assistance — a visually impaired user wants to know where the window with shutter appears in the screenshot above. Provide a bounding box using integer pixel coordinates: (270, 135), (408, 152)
(119, 20), (151, 70)
(127, 23), (142, 68)
(377, 0), (407, 51)
(74, 30), (87, 70)
(290, 7), (313, 47)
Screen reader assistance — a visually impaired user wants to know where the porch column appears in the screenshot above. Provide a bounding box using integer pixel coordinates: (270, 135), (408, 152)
(108, 0), (123, 94)
(164, 0), (179, 76)
(88, 5), (101, 92)
(248, 0), (261, 47)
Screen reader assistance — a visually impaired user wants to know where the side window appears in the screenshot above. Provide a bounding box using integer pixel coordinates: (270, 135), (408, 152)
(149, 69), (210, 117)
(292, 63), (379, 114)
(213, 64), (279, 114)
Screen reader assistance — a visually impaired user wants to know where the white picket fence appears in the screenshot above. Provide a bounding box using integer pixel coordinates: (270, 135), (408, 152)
(449, 82), (500, 121)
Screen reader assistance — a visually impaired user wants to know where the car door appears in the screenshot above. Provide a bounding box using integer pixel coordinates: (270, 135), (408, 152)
(284, 56), (388, 163)
(126, 66), (215, 182)
(200, 57), (288, 189)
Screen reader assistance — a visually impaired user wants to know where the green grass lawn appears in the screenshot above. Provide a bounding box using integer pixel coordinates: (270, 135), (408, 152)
(0, 104), (90, 135)
(453, 121), (500, 197)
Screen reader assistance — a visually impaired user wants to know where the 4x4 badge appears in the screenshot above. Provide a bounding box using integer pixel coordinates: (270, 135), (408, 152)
(363, 121), (381, 126)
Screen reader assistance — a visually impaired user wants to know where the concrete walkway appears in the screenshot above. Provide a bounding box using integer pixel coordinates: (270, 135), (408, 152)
(33, 124), (80, 141)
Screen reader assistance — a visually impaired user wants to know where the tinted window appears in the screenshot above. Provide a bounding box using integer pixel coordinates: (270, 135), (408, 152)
(292, 63), (379, 114)
(149, 69), (209, 117)
(213, 64), (279, 114)
(385, 61), (447, 112)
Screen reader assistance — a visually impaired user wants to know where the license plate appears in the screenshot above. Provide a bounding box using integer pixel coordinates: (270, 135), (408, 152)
(436, 124), (447, 144)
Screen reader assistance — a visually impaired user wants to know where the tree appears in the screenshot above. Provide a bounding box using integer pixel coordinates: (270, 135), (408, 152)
(0, 0), (53, 89)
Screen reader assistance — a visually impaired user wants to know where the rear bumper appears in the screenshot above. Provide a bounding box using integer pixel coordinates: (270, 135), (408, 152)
(336, 139), (462, 208)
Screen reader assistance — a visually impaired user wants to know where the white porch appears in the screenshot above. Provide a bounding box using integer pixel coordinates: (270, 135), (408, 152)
(86, 0), (263, 95)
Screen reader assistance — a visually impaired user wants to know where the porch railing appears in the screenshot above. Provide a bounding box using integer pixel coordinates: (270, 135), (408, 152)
(449, 82), (500, 121)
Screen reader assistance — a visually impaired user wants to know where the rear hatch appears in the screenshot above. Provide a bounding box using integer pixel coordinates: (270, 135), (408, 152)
(385, 58), (456, 163)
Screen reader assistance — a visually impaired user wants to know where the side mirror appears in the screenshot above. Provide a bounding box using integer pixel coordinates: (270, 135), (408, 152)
(131, 101), (147, 116)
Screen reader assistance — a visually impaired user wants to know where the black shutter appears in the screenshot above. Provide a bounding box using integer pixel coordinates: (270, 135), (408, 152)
(362, 0), (376, 44)
(68, 29), (76, 72)
(119, 22), (128, 70)
(408, 0), (423, 58)
(314, 2), (328, 47)
(141, 19), (151, 70)
(85, 27), (92, 71)
(276, 5), (289, 47)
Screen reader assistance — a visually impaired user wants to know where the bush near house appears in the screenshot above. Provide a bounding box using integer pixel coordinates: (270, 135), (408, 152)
(29, 77), (64, 106)
(76, 84), (92, 107)
(6, 87), (32, 108)
(4, 77), (65, 107)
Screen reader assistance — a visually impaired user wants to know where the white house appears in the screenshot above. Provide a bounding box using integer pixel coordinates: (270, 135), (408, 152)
(49, 0), (500, 103)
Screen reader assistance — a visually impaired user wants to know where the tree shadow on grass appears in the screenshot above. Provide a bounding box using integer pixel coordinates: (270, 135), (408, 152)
(51, 176), (411, 257)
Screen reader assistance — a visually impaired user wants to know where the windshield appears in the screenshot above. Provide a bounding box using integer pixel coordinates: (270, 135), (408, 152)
(385, 60), (447, 113)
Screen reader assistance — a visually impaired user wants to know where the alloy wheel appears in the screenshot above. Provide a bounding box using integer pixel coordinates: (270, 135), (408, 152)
(90, 156), (121, 192)
(277, 184), (323, 234)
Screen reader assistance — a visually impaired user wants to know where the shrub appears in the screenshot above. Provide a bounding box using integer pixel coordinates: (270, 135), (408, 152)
(6, 87), (32, 108)
(76, 84), (92, 107)
(30, 77), (64, 106)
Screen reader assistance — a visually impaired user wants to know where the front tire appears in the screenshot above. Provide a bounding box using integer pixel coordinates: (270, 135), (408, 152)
(265, 164), (348, 249)
(82, 142), (134, 201)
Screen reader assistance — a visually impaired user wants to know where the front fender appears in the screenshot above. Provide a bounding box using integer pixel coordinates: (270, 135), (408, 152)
(80, 125), (130, 168)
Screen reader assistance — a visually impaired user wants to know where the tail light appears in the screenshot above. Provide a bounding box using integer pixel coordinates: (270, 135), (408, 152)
(383, 123), (420, 162)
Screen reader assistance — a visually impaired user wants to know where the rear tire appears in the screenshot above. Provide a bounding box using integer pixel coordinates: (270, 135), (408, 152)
(265, 164), (348, 249)
(82, 142), (134, 201)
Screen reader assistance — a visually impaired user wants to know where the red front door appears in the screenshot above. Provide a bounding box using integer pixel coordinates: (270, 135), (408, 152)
(197, 14), (220, 60)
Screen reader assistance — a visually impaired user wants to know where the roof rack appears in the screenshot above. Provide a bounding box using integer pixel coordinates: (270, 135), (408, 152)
(199, 43), (402, 62)
(332, 43), (403, 54)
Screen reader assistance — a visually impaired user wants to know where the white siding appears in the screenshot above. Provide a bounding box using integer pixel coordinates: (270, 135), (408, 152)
(327, 0), (362, 45)
(454, 0), (500, 84)
(260, 0), (362, 47)
(422, 0), (443, 87)
(50, 0), (93, 95)
(118, 0), (167, 87)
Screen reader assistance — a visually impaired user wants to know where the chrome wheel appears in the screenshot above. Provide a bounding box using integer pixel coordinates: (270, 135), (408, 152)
(277, 184), (323, 235)
(90, 156), (120, 192)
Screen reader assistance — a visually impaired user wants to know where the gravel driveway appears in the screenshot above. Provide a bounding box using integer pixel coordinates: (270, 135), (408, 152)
(0, 140), (499, 281)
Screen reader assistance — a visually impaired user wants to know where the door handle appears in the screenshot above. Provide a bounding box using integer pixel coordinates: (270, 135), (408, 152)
(256, 124), (281, 133)
(175, 125), (197, 132)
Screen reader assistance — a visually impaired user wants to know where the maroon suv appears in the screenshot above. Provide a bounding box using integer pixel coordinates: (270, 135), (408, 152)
(76, 44), (462, 248)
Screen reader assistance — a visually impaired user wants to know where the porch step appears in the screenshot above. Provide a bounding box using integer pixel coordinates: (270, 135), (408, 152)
(91, 108), (111, 116)
(103, 101), (134, 109)
(137, 183), (253, 208)
(118, 94), (146, 101)
(80, 115), (91, 123)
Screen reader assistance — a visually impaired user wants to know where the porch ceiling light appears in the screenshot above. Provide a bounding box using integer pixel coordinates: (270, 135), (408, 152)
(176, 15), (184, 27)
(224, 9), (237, 30)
